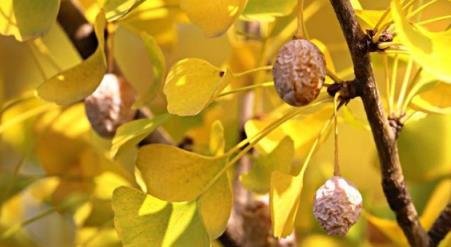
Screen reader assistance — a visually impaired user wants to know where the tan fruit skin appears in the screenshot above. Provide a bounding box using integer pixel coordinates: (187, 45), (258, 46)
(272, 39), (326, 106)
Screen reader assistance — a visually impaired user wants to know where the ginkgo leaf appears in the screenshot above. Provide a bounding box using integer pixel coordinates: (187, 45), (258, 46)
(112, 186), (210, 247)
(241, 0), (296, 21)
(198, 120), (232, 239)
(133, 33), (166, 108)
(411, 82), (451, 114)
(241, 136), (295, 194)
(269, 115), (331, 237)
(137, 144), (226, 202)
(355, 9), (386, 29)
(209, 120), (225, 156)
(420, 179), (451, 230)
(391, 0), (451, 83)
(0, 173), (36, 206)
(180, 0), (247, 37)
(110, 114), (170, 175)
(105, 0), (145, 21)
(37, 12), (107, 105)
(198, 171), (232, 239)
(364, 212), (408, 246)
(245, 104), (332, 158)
(0, 0), (60, 41)
(163, 58), (233, 116)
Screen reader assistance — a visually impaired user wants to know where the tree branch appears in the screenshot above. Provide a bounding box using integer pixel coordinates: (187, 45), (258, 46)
(328, 0), (429, 246)
(428, 203), (451, 247)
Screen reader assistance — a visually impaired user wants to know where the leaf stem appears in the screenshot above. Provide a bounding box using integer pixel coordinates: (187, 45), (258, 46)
(326, 68), (343, 82)
(407, 0), (439, 19)
(396, 58), (413, 114)
(389, 55), (399, 115)
(295, 0), (309, 39)
(374, 7), (391, 32)
(401, 68), (424, 113)
(233, 65), (273, 78)
(333, 94), (340, 176)
(383, 53), (391, 113)
(27, 43), (48, 80)
(416, 15), (451, 25)
(216, 81), (274, 98)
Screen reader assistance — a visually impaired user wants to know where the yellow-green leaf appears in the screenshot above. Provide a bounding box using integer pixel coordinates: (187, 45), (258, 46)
(0, 0), (60, 41)
(37, 12), (107, 105)
(391, 0), (451, 83)
(240, 136), (294, 194)
(137, 144), (226, 202)
(133, 33), (166, 108)
(198, 172), (232, 239)
(180, 0), (247, 37)
(364, 212), (408, 246)
(112, 186), (210, 247)
(110, 114), (171, 174)
(241, 0), (296, 21)
(105, 0), (145, 21)
(163, 58), (233, 116)
(411, 82), (451, 114)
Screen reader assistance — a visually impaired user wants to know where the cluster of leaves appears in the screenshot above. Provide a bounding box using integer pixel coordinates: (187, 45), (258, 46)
(0, 0), (450, 246)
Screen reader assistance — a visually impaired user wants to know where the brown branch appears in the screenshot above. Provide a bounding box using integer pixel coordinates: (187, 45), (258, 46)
(328, 0), (430, 246)
(428, 203), (451, 247)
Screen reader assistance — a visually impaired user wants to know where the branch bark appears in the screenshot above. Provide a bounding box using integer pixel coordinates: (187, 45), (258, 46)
(428, 203), (451, 247)
(329, 0), (429, 246)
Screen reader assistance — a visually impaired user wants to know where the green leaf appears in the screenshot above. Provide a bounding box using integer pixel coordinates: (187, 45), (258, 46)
(112, 186), (210, 247)
(163, 58), (233, 116)
(391, 0), (451, 83)
(411, 82), (451, 114)
(105, 0), (145, 21)
(240, 136), (295, 194)
(241, 0), (296, 21)
(133, 33), (166, 108)
(0, 0), (60, 41)
(180, 0), (247, 37)
(137, 144), (226, 202)
(110, 114), (171, 174)
(37, 11), (107, 105)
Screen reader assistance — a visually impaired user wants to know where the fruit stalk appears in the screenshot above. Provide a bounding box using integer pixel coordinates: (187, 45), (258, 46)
(328, 0), (430, 246)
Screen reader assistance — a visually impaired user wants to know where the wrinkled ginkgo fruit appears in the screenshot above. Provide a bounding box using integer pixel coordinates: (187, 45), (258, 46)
(313, 176), (362, 236)
(273, 39), (326, 106)
(84, 73), (136, 138)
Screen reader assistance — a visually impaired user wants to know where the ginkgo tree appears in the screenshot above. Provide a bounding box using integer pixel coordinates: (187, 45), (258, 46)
(0, 0), (450, 247)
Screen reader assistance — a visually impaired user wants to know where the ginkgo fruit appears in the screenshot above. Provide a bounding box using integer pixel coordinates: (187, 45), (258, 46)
(272, 39), (326, 106)
(313, 176), (362, 236)
(84, 73), (136, 138)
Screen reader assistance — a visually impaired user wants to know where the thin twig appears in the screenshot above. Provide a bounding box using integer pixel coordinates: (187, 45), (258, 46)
(329, 0), (430, 246)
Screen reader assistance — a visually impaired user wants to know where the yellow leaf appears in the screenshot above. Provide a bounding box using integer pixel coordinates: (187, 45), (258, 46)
(110, 114), (170, 176)
(0, 0), (60, 41)
(198, 172), (232, 239)
(198, 120), (232, 239)
(137, 144), (226, 202)
(105, 0), (145, 21)
(241, 136), (295, 194)
(411, 82), (451, 114)
(241, 0), (296, 21)
(245, 104), (333, 160)
(112, 186), (210, 247)
(37, 12), (107, 105)
(180, 0), (247, 37)
(391, 0), (451, 83)
(420, 179), (451, 229)
(270, 112), (331, 237)
(363, 211), (408, 246)
(209, 120), (225, 156)
(163, 58), (233, 116)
